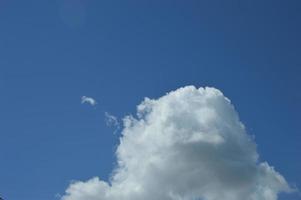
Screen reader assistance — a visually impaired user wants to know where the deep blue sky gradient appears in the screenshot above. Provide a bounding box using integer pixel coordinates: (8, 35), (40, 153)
(0, 1), (300, 200)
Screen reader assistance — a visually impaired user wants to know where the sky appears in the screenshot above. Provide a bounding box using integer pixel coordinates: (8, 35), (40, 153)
(0, 0), (300, 200)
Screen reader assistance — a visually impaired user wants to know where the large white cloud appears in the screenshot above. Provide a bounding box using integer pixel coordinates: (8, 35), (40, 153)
(62, 86), (292, 200)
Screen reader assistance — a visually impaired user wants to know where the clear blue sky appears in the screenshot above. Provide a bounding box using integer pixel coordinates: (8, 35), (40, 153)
(0, 1), (300, 200)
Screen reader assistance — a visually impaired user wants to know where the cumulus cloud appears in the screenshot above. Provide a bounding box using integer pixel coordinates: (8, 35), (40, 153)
(64, 86), (292, 200)
(105, 112), (120, 134)
(81, 96), (97, 106)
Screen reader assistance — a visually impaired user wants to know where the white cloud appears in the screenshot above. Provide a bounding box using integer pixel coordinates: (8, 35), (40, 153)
(105, 112), (120, 134)
(64, 86), (293, 200)
(81, 96), (97, 106)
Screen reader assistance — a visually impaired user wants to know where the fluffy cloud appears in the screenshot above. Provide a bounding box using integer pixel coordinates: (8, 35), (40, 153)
(81, 96), (97, 106)
(64, 86), (292, 200)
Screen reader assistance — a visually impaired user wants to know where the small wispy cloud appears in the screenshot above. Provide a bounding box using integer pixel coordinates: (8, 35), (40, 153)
(105, 112), (120, 134)
(81, 96), (97, 106)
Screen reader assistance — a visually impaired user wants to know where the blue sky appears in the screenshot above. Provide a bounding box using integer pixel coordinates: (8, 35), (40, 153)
(0, 0), (300, 200)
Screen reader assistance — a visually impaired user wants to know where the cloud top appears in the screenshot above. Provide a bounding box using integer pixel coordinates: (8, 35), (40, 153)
(81, 96), (97, 106)
(65, 86), (292, 200)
